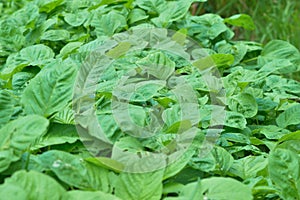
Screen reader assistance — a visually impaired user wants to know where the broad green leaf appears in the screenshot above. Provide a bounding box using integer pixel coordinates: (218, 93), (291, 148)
(128, 8), (148, 24)
(164, 181), (203, 200)
(229, 156), (268, 179)
(189, 150), (216, 173)
(212, 146), (234, 173)
(269, 148), (300, 199)
(113, 79), (165, 102)
(258, 40), (300, 73)
(97, 114), (119, 141)
(221, 132), (251, 144)
(276, 131), (300, 154)
(163, 149), (195, 180)
(12, 72), (35, 92)
(224, 14), (256, 30)
(32, 123), (79, 150)
(11, 3), (40, 27)
(0, 183), (28, 200)
(193, 54), (234, 70)
(188, 14), (231, 41)
(225, 111), (247, 129)
(228, 93), (258, 118)
(151, 0), (194, 27)
(41, 30), (70, 41)
(52, 106), (75, 124)
(217, 42), (248, 65)
(63, 191), (121, 200)
(137, 52), (175, 80)
(276, 104), (300, 128)
(106, 42), (131, 59)
(135, 0), (166, 14)
(256, 98), (278, 112)
(1, 44), (54, 79)
(201, 177), (253, 200)
(37, 0), (65, 13)
(64, 10), (90, 27)
(211, 53), (235, 67)
(115, 169), (164, 200)
(165, 120), (192, 134)
(91, 11), (127, 37)
(0, 115), (49, 172)
(97, 0), (130, 6)
(3, 170), (65, 200)
(21, 60), (77, 117)
(0, 90), (16, 128)
(39, 150), (112, 192)
(85, 157), (124, 173)
(253, 125), (289, 140)
(278, 130), (300, 143)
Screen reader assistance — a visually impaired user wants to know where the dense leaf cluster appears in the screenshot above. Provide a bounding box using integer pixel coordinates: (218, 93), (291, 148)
(0, 0), (300, 199)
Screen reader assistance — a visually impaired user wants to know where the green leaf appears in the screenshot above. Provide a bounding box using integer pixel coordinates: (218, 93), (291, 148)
(229, 156), (268, 179)
(0, 115), (49, 172)
(188, 14), (231, 41)
(128, 8), (148, 24)
(137, 51), (175, 80)
(41, 30), (70, 41)
(0, 183), (28, 200)
(163, 149), (195, 180)
(225, 111), (247, 129)
(85, 157), (124, 173)
(64, 10), (90, 27)
(276, 104), (300, 128)
(152, 0), (194, 27)
(189, 151), (216, 173)
(135, 0), (166, 14)
(228, 93), (258, 118)
(1, 44), (54, 79)
(32, 123), (79, 150)
(253, 125), (289, 140)
(21, 60), (77, 117)
(212, 146), (234, 173)
(64, 190), (122, 200)
(91, 11), (127, 37)
(37, 0), (65, 13)
(39, 150), (112, 192)
(193, 54), (234, 70)
(2, 170), (65, 200)
(269, 148), (300, 199)
(0, 90), (16, 128)
(106, 42), (132, 59)
(224, 14), (256, 30)
(217, 42), (248, 65)
(200, 177), (253, 200)
(221, 132), (251, 144)
(165, 181), (203, 200)
(115, 170), (164, 200)
(258, 40), (300, 73)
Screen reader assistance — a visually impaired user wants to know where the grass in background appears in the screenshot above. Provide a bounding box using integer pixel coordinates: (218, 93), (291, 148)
(195, 0), (300, 50)
(193, 0), (300, 81)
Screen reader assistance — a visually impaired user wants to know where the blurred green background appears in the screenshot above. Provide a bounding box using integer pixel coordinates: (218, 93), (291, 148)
(195, 0), (300, 50)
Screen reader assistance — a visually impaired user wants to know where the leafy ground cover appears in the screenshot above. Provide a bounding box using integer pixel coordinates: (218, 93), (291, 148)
(0, 0), (300, 199)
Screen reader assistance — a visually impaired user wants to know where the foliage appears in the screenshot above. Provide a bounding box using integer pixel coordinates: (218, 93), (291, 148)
(0, 0), (300, 200)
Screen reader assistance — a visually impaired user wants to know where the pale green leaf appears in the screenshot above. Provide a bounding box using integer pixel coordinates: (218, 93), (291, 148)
(1, 44), (54, 79)
(229, 93), (258, 118)
(224, 14), (256, 30)
(41, 30), (70, 41)
(3, 170), (65, 200)
(21, 60), (77, 117)
(0, 115), (49, 172)
(269, 148), (300, 199)
(276, 104), (300, 128)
